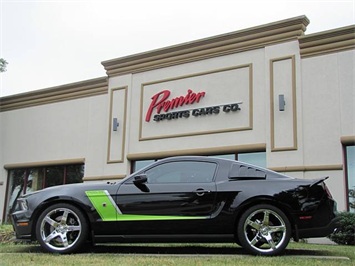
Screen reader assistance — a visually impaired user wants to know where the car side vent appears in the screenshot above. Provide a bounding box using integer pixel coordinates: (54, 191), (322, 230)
(229, 164), (266, 180)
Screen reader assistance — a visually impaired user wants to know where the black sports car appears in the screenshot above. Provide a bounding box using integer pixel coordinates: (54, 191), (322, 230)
(11, 156), (339, 256)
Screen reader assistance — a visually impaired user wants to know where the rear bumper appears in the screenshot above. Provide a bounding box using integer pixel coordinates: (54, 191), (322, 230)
(297, 216), (341, 239)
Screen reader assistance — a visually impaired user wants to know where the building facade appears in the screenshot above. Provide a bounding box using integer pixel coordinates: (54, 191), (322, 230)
(1, 16), (354, 223)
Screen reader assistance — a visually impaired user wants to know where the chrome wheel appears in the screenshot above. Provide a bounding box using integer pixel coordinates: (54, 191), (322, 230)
(237, 204), (291, 255)
(36, 204), (88, 253)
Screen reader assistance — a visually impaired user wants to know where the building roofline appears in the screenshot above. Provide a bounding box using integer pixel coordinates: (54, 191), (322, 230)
(2, 15), (354, 112)
(0, 76), (108, 112)
(102, 15), (310, 76)
(299, 25), (355, 58)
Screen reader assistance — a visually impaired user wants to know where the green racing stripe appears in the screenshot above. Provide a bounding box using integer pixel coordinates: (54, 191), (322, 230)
(85, 190), (207, 222)
(85, 190), (120, 221)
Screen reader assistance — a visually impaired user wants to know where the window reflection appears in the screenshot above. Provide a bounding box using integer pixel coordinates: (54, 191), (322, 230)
(209, 154), (236, 160)
(346, 146), (355, 213)
(7, 170), (26, 215)
(133, 160), (156, 172)
(5, 164), (84, 222)
(238, 152), (266, 168)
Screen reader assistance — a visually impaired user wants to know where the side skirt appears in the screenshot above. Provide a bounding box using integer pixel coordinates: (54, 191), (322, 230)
(93, 234), (235, 244)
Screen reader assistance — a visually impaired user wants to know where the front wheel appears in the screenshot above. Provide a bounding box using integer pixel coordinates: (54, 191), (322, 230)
(237, 204), (291, 256)
(35, 203), (88, 254)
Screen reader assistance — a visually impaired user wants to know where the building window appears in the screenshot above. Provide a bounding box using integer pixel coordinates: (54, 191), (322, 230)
(210, 154), (236, 160)
(238, 152), (266, 168)
(4, 164), (84, 222)
(345, 145), (355, 213)
(211, 152), (266, 168)
(132, 152), (266, 173)
(132, 159), (156, 172)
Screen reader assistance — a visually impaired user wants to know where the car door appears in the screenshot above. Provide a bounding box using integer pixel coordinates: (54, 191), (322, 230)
(115, 160), (218, 235)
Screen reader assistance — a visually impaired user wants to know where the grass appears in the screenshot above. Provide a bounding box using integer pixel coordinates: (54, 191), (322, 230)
(0, 225), (14, 243)
(0, 224), (354, 266)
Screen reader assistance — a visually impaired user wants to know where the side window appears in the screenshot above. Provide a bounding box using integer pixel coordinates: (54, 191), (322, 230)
(145, 161), (217, 184)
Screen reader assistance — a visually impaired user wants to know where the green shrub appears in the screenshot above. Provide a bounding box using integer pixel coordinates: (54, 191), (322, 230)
(328, 212), (355, 245)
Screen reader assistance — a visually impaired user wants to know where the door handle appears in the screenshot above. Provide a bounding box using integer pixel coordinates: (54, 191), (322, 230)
(193, 188), (211, 196)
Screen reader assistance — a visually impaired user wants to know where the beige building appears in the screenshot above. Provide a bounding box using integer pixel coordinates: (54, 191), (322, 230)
(1, 15), (354, 223)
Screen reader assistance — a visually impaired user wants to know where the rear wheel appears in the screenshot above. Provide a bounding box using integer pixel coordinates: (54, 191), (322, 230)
(35, 203), (88, 254)
(237, 204), (291, 256)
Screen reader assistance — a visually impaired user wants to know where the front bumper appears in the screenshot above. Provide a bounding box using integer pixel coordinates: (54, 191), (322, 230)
(11, 211), (34, 241)
(297, 216), (341, 239)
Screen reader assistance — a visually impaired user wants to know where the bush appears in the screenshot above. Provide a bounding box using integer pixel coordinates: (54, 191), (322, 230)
(328, 212), (355, 245)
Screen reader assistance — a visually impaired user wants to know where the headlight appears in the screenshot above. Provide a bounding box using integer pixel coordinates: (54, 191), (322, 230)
(17, 199), (28, 211)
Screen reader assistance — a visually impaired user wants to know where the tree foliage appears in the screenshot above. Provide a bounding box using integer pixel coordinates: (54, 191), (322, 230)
(0, 58), (8, 72)
(328, 212), (355, 245)
(349, 187), (355, 211)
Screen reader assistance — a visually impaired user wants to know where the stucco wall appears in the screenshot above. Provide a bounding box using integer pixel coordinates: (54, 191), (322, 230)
(1, 17), (354, 221)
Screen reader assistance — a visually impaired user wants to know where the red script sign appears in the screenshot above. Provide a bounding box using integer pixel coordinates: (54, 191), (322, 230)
(145, 89), (206, 122)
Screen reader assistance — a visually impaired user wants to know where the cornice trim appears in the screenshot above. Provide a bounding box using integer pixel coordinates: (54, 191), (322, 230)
(299, 25), (355, 58)
(0, 77), (108, 112)
(102, 16), (309, 76)
(341, 135), (355, 145)
(3, 158), (85, 169)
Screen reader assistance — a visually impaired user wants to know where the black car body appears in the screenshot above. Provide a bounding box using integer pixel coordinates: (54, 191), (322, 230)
(11, 156), (339, 255)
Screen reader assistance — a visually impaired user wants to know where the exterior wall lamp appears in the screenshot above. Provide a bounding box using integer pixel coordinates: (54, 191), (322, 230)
(279, 94), (286, 111)
(113, 118), (119, 131)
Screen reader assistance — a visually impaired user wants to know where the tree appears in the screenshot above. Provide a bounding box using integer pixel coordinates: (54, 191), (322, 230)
(350, 187), (355, 211)
(0, 58), (8, 72)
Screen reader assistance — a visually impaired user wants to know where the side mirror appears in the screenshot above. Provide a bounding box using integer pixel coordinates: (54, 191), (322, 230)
(133, 174), (148, 185)
(133, 174), (149, 193)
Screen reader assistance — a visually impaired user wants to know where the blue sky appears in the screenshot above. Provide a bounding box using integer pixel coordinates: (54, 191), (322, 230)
(0, 0), (354, 97)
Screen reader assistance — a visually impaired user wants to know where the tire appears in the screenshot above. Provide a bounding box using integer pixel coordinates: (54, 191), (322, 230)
(35, 203), (88, 254)
(237, 204), (291, 256)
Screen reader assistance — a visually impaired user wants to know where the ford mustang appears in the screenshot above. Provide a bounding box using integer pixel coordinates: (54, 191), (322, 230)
(11, 156), (339, 255)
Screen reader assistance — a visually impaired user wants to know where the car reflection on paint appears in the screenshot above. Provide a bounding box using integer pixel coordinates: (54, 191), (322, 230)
(11, 156), (340, 256)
